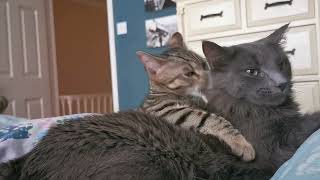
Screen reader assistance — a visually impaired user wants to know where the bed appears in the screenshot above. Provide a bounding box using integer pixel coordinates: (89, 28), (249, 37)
(1, 114), (319, 179)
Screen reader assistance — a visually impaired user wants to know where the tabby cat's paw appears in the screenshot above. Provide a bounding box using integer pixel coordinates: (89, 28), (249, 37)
(229, 135), (255, 162)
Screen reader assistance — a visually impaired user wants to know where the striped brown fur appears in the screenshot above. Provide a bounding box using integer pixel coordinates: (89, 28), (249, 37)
(137, 33), (255, 161)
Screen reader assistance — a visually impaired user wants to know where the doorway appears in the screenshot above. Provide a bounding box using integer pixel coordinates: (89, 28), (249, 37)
(53, 0), (113, 115)
(0, 0), (114, 118)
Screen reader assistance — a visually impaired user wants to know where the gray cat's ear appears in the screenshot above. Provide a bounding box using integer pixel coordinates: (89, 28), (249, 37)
(168, 32), (185, 48)
(136, 51), (166, 76)
(264, 23), (289, 44)
(202, 41), (226, 67)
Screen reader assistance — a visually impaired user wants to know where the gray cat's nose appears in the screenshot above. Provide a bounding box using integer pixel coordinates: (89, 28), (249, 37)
(278, 82), (288, 92)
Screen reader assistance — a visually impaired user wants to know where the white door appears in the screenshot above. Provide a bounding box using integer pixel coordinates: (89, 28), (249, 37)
(0, 0), (54, 119)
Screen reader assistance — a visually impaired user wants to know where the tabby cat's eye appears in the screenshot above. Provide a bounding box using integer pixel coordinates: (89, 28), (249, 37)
(246, 69), (259, 76)
(184, 71), (196, 77)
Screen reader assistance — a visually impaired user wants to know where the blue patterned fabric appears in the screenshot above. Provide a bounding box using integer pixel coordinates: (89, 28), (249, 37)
(0, 114), (99, 163)
(272, 129), (320, 180)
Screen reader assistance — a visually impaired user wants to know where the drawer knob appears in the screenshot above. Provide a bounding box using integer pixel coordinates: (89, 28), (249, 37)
(285, 48), (296, 56)
(264, 0), (293, 10)
(200, 11), (223, 21)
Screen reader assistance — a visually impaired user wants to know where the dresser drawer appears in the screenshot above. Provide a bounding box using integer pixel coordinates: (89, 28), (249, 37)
(247, 0), (315, 27)
(187, 34), (263, 57)
(187, 25), (318, 76)
(293, 81), (320, 113)
(183, 0), (241, 36)
(285, 25), (318, 75)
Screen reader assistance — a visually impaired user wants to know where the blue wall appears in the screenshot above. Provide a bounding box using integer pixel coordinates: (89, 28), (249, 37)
(113, 0), (176, 110)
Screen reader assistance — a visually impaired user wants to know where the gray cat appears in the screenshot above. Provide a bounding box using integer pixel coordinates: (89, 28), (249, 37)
(203, 23), (320, 171)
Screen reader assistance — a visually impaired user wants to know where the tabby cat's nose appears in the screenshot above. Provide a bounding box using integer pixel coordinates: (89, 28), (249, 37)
(277, 82), (288, 92)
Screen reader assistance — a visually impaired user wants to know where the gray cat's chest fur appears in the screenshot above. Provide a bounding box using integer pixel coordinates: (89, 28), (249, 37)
(207, 90), (300, 169)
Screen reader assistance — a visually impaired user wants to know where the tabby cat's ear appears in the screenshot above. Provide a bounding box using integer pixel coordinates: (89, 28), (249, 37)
(168, 32), (185, 48)
(202, 41), (226, 68)
(136, 51), (166, 76)
(263, 23), (289, 45)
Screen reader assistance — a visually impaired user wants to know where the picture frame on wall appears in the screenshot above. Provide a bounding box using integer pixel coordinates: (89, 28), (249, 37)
(145, 15), (177, 48)
(144, 0), (176, 12)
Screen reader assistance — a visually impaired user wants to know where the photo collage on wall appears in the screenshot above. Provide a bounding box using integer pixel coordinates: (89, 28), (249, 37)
(144, 0), (177, 48)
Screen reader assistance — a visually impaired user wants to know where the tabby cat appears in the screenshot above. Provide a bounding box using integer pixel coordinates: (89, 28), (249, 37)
(138, 32), (254, 161)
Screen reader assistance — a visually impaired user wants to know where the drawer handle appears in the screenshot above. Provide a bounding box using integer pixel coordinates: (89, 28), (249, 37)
(264, 0), (293, 10)
(285, 48), (296, 56)
(200, 11), (223, 21)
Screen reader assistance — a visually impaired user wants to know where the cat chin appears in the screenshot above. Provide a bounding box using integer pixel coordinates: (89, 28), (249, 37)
(247, 95), (287, 106)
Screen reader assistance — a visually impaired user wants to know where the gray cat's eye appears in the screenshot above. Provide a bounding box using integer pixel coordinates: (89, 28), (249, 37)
(246, 69), (259, 76)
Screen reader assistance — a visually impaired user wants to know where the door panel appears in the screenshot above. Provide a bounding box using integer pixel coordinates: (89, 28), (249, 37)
(26, 98), (43, 119)
(0, 1), (12, 77)
(20, 7), (41, 77)
(0, 0), (53, 119)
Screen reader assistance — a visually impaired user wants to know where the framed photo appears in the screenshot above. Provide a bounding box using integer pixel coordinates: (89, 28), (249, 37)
(145, 15), (177, 48)
(144, 0), (176, 12)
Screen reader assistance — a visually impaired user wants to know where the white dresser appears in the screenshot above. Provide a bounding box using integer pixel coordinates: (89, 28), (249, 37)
(173, 0), (320, 113)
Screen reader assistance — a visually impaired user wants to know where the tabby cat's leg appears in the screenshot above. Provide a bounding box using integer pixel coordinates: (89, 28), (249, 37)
(144, 101), (255, 161)
(149, 102), (256, 162)
(198, 113), (255, 162)
(0, 96), (8, 114)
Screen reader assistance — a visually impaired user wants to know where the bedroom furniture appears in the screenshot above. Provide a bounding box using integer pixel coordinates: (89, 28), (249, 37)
(173, 0), (320, 113)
